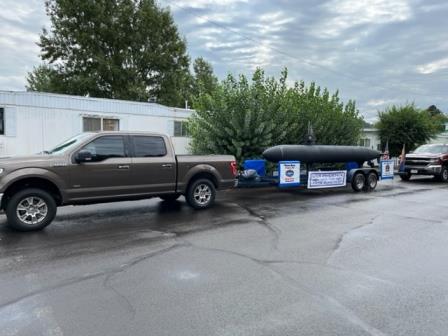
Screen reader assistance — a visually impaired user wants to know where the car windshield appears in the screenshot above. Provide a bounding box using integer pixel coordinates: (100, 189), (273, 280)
(46, 133), (93, 155)
(413, 145), (446, 154)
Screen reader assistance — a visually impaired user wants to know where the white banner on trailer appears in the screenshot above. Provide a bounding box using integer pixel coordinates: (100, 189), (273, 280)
(307, 170), (347, 189)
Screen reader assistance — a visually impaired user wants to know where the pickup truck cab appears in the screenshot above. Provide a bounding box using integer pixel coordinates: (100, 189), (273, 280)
(400, 143), (448, 182)
(0, 132), (237, 231)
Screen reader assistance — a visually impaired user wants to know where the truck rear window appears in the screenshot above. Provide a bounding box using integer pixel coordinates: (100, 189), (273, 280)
(133, 136), (167, 157)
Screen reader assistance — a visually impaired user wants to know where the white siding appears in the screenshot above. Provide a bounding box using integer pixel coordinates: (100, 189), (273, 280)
(0, 91), (193, 156)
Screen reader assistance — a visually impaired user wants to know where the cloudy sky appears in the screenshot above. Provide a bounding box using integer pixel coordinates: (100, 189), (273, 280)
(1, 0), (447, 121)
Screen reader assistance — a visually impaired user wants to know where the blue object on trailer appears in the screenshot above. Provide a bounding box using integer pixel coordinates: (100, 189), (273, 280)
(345, 161), (359, 171)
(243, 159), (266, 177)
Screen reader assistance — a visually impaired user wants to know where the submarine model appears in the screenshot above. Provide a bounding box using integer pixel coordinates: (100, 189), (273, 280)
(262, 144), (381, 164)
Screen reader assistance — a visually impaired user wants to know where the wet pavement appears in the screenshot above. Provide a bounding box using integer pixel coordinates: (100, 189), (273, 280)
(1, 178), (448, 336)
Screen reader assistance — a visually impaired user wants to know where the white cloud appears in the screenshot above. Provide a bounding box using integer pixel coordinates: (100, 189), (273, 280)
(316, 0), (412, 37)
(366, 99), (395, 107)
(417, 58), (448, 74)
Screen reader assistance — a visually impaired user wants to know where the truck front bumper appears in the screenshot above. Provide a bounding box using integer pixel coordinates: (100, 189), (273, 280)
(403, 165), (442, 175)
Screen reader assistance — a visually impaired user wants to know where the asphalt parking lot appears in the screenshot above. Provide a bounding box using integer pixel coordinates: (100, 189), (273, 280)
(1, 178), (448, 336)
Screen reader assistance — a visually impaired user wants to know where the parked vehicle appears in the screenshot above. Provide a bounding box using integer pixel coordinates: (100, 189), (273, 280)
(400, 144), (448, 181)
(0, 132), (237, 231)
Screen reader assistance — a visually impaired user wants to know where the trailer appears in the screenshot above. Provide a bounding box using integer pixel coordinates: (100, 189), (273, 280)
(237, 160), (382, 192)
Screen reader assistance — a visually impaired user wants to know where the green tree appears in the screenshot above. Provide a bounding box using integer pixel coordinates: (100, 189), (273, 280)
(190, 57), (218, 104)
(426, 105), (447, 133)
(189, 68), (363, 164)
(375, 104), (439, 156)
(27, 0), (190, 107)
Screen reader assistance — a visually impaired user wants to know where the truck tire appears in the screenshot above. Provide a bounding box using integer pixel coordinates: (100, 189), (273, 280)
(400, 173), (411, 181)
(436, 166), (448, 182)
(6, 188), (57, 231)
(186, 179), (216, 210)
(159, 194), (181, 202)
(363, 172), (378, 191)
(351, 172), (365, 192)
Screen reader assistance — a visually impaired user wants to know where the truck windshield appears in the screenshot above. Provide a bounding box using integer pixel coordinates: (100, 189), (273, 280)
(47, 133), (93, 155)
(414, 145), (446, 154)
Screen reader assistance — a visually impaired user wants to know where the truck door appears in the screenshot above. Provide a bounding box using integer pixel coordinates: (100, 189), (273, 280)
(129, 135), (176, 194)
(68, 135), (133, 200)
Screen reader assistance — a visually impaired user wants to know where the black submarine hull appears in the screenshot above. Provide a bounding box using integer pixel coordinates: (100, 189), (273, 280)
(263, 145), (381, 163)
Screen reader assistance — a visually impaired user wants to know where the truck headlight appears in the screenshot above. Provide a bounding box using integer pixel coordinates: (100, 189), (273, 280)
(0, 168), (4, 174)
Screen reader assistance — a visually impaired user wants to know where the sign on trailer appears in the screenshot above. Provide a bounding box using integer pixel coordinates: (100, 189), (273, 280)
(278, 161), (301, 187)
(307, 170), (347, 189)
(380, 160), (394, 180)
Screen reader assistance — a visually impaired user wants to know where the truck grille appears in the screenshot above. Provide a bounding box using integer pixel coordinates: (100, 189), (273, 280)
(406, 157), (430, 167)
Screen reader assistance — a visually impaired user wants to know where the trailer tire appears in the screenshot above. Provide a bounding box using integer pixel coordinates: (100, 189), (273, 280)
(363, 172), (378, 191)
(351, 172), (365, 192)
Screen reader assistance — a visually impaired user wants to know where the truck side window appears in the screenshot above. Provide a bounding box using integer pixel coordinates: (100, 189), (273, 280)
(83, 136), (126, 161)
(133, 136), (167, 157)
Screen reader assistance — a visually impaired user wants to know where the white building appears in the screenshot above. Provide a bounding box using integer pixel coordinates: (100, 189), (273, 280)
(0, 91), (193, 156)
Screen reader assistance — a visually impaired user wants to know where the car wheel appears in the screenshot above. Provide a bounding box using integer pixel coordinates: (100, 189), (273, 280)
(400, 173), (411, 181)
(363, 172), (378, 191)
(186, 179), (216, 210)
(6, 188), (57, 231)
(159, 194), (181, 202)
(437, 166), (448, 182)
(351, 172), (365, 192)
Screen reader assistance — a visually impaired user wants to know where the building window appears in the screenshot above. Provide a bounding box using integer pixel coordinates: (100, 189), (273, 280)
(359, 138), (371, 147)
(174, 120), (189, 137)
(83, 117), (119, 132)
(377, 144), (382, 151)
(0, 107), (4, 135)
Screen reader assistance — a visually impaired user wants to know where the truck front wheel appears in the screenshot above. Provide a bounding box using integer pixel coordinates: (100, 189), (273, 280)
(186, 179), (216, 209)
(436, 166), (448, 182)
(6, 188), (57, 231)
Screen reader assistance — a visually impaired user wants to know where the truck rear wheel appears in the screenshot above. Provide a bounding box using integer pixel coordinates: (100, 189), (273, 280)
(351, 172), (365, 192)
(6, 188), (57, 231)
(186, 179), (216, 210)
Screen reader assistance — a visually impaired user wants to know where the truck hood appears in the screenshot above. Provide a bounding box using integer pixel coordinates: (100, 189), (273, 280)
(0, 154), (65, 167)
(406, 153), (440, 159)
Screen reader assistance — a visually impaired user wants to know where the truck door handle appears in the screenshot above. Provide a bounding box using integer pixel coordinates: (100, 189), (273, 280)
(162, 164), (173, 168)
(118, 165), (130, 169)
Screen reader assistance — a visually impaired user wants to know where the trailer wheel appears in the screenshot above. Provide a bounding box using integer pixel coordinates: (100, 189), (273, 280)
(351, 172), (365, 192)
(363, 172), (378, 191)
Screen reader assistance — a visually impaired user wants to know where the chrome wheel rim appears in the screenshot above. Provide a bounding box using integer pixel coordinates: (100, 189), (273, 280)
(443, 169), (448, 180)
(369, 175), (377, 188)
(16, 197), (48, 225)
(193, 184), (212, 205)
(355, 175), (365, 189)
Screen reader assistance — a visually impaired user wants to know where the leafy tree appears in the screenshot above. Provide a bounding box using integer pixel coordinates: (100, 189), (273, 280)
(426, 105), (447, 133)
(190, 57), (218, 103)
(375, 104), (439, 156)
(27, 0), (190, 107)
(189, 68), (363, 164)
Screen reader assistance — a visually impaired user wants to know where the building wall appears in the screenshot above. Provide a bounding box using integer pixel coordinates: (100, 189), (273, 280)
(360, 128), (382, 151)
(0, 91), (192, 156)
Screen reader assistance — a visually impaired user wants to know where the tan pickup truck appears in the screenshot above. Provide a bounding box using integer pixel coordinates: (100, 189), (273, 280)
(0, 132), (237, 231)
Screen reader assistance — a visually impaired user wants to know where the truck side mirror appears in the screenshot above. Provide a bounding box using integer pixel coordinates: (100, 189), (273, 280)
(75, 150), (93, 163)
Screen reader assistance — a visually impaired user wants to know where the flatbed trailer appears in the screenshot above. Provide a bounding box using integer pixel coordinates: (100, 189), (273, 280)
(237, 163), (381, 192)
